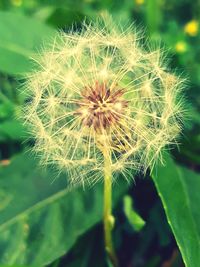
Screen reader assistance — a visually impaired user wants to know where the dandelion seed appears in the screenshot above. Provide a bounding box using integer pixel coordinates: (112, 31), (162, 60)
(23, 17), (184, 187)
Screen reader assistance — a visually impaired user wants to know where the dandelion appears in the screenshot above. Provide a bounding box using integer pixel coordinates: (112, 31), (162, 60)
(23, 17), (184, 266)
(135, 0), (145, 5)
(184, 20), (199, 37)
(11, 0), (23, 7)
(175, 41), (187, 54)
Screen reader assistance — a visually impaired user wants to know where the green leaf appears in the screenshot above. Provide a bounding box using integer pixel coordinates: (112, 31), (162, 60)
(0, 151), (128, 266)
(47, 7), (84, 28)
(123, 195), (145, 232)
(152, 154), (200, 267)
(0, 11), (56, 75)
(145, 0), (162, 37)
(0, 119), (26, 141)
(0, 102), (14, 120)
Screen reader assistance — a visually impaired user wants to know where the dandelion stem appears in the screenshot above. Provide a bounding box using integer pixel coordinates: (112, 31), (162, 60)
(103, 149), (119, 267)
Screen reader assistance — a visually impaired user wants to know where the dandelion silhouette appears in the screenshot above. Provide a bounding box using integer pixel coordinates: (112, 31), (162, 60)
(24, 17), (184, 266)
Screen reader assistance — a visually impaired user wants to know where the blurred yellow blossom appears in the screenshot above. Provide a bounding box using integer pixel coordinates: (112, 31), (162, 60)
(0, 159), (11, 166)
(135, 0), (144, 5)
(175, 41), (187, 53)
(184, 20), (199, 36)
(11, 0), (22, 6)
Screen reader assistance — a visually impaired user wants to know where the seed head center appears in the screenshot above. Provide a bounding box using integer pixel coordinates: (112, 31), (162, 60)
(75, 82), (128, 131)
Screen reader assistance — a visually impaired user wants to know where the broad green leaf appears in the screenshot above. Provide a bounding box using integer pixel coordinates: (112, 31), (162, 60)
(152, 155), (200, 267)
(123, 195), (145, 232)
(0, 11), (56, 75)
(0, 152), (128, 266)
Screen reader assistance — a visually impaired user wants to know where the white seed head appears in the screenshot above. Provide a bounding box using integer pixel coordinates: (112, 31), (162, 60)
(23, 18), (184, 186)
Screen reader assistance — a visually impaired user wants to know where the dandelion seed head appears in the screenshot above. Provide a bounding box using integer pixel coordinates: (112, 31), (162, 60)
(23, 17), (184, 186)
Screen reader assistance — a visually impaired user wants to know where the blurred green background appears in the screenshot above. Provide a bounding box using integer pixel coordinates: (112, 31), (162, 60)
(0, 0), (200, 267)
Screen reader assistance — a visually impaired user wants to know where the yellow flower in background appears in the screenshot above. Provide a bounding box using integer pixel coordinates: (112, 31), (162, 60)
(184, 20), (199, 36)
(135, 0), (144, 5)
(11, 0), (22, 6)
(175, 41), (187, 54)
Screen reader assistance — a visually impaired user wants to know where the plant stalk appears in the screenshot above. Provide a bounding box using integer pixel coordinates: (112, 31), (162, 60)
(103, 149), (119, 267)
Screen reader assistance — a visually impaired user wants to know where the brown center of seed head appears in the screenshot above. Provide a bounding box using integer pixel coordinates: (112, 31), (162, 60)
(75, 82), (128, 132)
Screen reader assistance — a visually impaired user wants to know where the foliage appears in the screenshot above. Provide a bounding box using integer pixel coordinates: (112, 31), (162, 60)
(152, 154), (200, 267)
(0, 0), (200, 267)
(0, 152), (128, 266)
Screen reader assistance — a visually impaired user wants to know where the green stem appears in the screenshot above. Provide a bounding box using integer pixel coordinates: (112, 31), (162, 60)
(103, 150), (119, 267)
